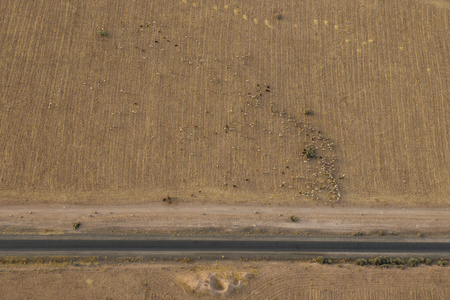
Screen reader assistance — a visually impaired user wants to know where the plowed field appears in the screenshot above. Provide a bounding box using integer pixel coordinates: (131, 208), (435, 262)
(1, 0), (448, 206)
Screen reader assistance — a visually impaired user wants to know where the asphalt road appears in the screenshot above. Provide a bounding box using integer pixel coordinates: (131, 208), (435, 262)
(1, 239), (449, 254)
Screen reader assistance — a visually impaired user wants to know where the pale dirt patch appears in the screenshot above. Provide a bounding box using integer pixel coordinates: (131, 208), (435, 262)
(178, 270), (253, 296)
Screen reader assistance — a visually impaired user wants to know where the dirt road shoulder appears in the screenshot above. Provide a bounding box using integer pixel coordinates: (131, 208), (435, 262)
(1, 203), (449, 237)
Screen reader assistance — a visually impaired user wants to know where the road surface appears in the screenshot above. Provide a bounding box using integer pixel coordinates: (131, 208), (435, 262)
(1, 239), (449, 255)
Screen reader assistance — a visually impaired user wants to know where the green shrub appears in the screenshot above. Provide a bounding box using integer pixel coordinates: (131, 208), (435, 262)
(289, 215), (298, 222)
(355, 258), (368, 266)
(369, 256), (390, 266)
(352, 232), (364, 236)
(316, 256), (327, 264)
(407, 258), (419, 267)
(73, 222), (81, 230)
(391, 258), (405, 265)
(418, 257), (425, 263)
(276, 14), (283, 20)
(98, 28), (108, 37)
(425, 258), (432, 265)
(437, 260), (448, 267)
(377, 230), (385, 236)
(302, 147), (316, 159)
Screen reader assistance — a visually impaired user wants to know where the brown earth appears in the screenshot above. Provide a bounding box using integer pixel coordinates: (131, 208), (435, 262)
(1, 2), (449, 298)
(0, 261), (448, 299)
(0, 0), (449, 206)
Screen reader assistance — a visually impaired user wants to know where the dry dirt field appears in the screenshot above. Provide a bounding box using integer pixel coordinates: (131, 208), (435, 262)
(0, 0), (449, 207)
(1, 2), (449, 298)
(0, 261), (449, 299)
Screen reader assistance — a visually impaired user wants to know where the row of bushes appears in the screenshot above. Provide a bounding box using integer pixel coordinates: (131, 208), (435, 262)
(356, 256), (449, 267)
(314, 256), (448, 267)
(354, 257), (427, 267)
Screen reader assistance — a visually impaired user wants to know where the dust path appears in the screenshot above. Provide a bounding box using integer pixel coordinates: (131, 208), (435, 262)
(1, 203), (449, 235)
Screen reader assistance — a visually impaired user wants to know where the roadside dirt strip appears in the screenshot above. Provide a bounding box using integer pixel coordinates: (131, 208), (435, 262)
(1, 203), (449, 237)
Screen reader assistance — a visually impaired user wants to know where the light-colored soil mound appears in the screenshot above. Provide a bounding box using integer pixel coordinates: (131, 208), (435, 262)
(0, 0), (448, 206)
(179, 270), (254, 296)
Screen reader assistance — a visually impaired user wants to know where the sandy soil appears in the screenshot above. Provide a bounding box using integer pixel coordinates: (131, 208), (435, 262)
(0, 261), (448, 299)
(1, 202), (449, 236)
